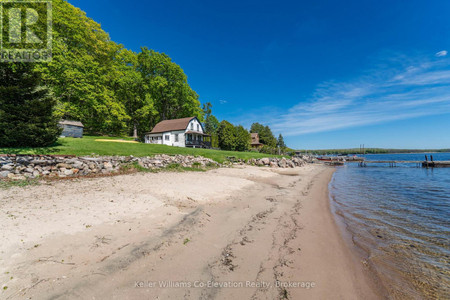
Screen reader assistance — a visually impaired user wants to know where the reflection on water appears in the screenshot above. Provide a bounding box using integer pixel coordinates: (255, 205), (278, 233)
(330, 153), (450, 299)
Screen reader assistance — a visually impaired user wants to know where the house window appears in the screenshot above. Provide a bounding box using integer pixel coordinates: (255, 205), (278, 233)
(175, 134), (179, 142)
(191, 123), (194, 130)
(165, 135), (169, 141)
(197, 124), (199, 131)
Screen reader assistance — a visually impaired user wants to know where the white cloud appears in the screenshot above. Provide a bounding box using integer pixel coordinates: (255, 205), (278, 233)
(219, 99), (228, 104)
(435, 50), (447, 57)
(238, 56), (450, 137)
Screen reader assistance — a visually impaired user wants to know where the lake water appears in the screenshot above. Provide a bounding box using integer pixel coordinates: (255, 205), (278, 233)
(329, 153), (450, 299)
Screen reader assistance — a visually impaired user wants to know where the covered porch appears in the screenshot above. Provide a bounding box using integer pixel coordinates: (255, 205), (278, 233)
(185, 131), (211, 148)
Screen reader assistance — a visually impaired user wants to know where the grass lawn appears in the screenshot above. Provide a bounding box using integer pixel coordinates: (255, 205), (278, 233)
(0, 136), (283, 163)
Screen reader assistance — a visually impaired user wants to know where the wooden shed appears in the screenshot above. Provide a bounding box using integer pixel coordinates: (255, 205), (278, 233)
(59, 120), (84, 138)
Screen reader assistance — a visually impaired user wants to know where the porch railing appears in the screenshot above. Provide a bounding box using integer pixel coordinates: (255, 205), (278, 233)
(185, 140), (211, 148)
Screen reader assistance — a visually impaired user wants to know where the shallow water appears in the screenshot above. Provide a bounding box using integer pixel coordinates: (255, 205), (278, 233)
(329, 153), (450, 299)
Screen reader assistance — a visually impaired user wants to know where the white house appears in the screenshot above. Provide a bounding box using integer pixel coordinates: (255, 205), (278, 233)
(144, 117), (211, 148)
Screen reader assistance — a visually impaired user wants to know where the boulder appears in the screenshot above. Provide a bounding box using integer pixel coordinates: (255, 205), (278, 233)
(56, 163), (72, 169)
(1, 164), (14, 171)
(8, 172), (26, 180)
(103, 162), (113, 169)
(261, 158), (270, 165)
(279, 158), (287, 168)
(64, 169), (74, 176)
(0, 171), (11, 178)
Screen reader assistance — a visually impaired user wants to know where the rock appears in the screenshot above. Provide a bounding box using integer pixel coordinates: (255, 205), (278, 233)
(103, 162), (113, 168)
(32, 171), (40, 177)
(269, 161), (278, 168)
(279, 158), (287, 168)
(71, 162), (84, 169)
(56, 163), (72, 169)
(24, 167), (34, 173)
(16, 157), (30, 165)
(261, 158), (270, 165)
(64, 169), (74, 176)
(10, 174), (26, 180)
(30, 159), (48, 165)
(1, 164), (14, 171)
(0, 171), (11, 178)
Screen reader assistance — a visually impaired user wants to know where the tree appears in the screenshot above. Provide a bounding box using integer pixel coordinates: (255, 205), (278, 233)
(114, 49), (156, 139)
(0, 64), (61, 147)
(1, 0), (205, 139)
(137, 48), (203, 127)
(204, 115), (219, 135)
(234, 125), (250, 151)
(35, 0), (129, 135)
(217, 121), (250, 151)
(202, 102), (212, 117)
(277, 134), (286, 149)
(217, 120), (236, 150)
(250, 122), (277, 147)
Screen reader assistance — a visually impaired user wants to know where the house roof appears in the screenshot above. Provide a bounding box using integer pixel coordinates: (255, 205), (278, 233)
(251, 133), (259, 138)
(150, 117), (196, 134)
(59, 120), (84, 127)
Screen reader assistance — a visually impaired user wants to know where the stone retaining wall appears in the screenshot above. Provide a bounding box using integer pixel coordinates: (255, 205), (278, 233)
(0, 154), (311, 180)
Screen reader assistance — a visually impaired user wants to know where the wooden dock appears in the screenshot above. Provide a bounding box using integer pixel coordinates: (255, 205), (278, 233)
(346, 160), (450, 168)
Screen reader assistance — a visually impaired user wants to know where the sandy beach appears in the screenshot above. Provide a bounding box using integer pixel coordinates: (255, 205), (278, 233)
(0, 165), (383, 299)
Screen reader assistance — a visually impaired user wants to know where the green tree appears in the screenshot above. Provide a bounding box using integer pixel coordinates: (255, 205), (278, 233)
(137, 48), (203, 128)
(250, 123), (277, 147)
(217, 120), (236, 151)
(0, 64), (61, 147)
(202, 102), (212, 117)
(234, 125), (250, 151)
(35, 0), (129, 135)
(114, 49), (156, 139)
(204, 115), (219, 135)
(277, 134), (286, 149)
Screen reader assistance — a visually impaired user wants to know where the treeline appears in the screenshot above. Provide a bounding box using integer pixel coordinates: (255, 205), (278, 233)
(203, 105), (287, 153)
(303, 148), (450, 155)
(1, 0), (290, 151)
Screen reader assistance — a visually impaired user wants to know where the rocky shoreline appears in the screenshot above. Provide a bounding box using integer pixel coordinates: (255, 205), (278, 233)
(0, 154), (312, 180)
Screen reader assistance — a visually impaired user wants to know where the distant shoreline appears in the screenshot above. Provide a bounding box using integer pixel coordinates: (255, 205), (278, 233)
(298, 149), (450, 155)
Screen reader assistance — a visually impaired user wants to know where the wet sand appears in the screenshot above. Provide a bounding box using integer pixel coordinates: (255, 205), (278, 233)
(0, 165), (383, 299)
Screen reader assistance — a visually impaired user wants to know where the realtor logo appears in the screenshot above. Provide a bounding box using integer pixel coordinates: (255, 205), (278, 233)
(0, 0), (52, 62)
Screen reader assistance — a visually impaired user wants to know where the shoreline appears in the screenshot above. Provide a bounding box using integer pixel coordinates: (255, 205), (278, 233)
(1, 165), (383, 299)
(328, 160), (450, 299)
(327, 170), (390, 299)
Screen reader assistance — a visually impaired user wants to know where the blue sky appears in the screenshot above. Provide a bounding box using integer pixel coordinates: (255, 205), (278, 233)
(70, 0), (450, 149)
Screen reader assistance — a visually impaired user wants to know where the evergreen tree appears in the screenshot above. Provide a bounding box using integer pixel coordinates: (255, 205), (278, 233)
(205, 115), (219, 134)
(234, 125), (250, 151)
(250, 122), (277, 147)
(217, 120), (236, 150)
(277, 134), (286, 149)
(0, 64), (61, 147)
